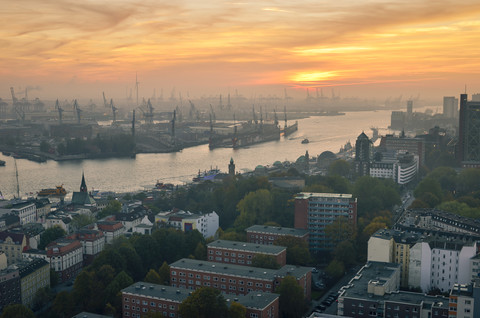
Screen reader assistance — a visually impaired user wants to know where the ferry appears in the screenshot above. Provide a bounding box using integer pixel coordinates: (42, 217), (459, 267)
(37, 185), (67, 197)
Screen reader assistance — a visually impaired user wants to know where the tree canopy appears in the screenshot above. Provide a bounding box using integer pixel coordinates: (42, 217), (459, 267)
(179, 287), (229, 318)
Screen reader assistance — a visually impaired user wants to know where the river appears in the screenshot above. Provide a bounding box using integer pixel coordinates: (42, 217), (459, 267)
(0, 109), (396, 199)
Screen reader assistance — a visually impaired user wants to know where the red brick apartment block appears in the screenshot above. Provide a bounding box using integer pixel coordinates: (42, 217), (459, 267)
(122, 282), (279, 318)
(245, 225), (309, 245)
(169, 258), (311, 301)
(207, 240), (287, 267)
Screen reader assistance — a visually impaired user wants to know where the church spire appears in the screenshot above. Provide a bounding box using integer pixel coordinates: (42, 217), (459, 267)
(80, 171), (87, 192)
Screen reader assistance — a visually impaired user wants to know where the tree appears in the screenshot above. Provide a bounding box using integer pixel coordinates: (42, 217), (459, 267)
(229, 302), (247, 318)
(276, 275), (305, 318)
(326, 259), (345, 279)
(145, 269), (162, 284)
(98, 199), (122, 218)
(274, 236), (311, 266)
(328, 159), (351, 178)
(1, 304), (35, 318)
(179, 287), (228, 318)
(414, 177), (443, 204)
(52, 291), (75, 318)
(39, 226), (66, 250)
(333, 240), (357, 268)
(324, 217), (357, 246)
(71, 213), (96, 230)
(235, 189), (273, 229)
(194, 242), (207, 260)
(158, 261), (171, 285)
(252, 254), (281, 269)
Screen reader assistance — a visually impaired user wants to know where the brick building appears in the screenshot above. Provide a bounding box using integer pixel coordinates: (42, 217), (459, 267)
(67, 229), (105, 265)
(121, 282), (279, 318)
(46, 238), (83, 283)
(169, 258), (311, 301)
(246, 225), (309, 245)
(207, 240), (287, 267)
(97, 221), (125, 244)
(294, 192), (357, 252)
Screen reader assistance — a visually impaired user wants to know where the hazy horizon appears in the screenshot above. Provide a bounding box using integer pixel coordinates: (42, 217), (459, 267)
(2, 0), (480, 103)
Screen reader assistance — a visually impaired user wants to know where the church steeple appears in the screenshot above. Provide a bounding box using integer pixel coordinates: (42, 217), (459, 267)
(80, 171), (87, 192)
(228, 158), (235, 176)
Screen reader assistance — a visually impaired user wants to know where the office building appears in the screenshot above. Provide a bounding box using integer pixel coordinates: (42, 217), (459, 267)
(246, 225), (309, 245)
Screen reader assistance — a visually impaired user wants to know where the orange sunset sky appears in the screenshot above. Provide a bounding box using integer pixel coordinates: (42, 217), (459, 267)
(2, 0), (480, 102)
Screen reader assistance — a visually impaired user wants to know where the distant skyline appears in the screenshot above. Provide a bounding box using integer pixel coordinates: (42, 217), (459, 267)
(1, 0), (480, 102)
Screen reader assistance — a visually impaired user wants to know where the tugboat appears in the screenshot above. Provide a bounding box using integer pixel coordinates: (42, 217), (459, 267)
(301, 138), (309, 144)
(37, 185), (67, 197)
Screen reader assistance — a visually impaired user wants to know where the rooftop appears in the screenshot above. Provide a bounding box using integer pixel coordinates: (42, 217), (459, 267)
(295, 192), (353, 199)
(207, 240), (286, 255)
(246, 225), (308, 237)
(371, 229), (422, 245)
(170, 258), (310, 280)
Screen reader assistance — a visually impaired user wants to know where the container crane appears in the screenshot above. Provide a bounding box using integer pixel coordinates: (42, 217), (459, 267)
(110, 99), (117, 123)
(10, 87), (25, 122)
(73, 99), (81, 124)
(55, 99), (64, 124)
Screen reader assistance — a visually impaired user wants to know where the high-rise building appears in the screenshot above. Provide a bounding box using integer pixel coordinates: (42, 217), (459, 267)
(443, 96), (458, 119)
(458, 93), (480, 167)
(354, 132), (372, 176)
(407, 100), (413, 120)
(294, 192), (357, 252)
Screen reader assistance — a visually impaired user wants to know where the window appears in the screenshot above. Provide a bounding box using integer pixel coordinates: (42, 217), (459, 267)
(170, 305), (175, 310)
(188, 273), (193, 278)
(188, 280), (193, 284)
(171, 271), (176, 276)
(196, 274), (201, 278)
(151, 302), (155, 306)
(124, 298), (130, 302)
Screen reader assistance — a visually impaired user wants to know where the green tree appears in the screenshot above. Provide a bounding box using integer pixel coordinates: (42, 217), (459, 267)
(39, 226), (66, 250)
(73, 270), (95, 309)
(235, 189), (273, 229)
(229, 302), (247, 318)
(251, 254), (281, 269)
(276, 275), (305, 318)
(1, 304), (35, 318)
(179, 287), (229, 318)
(328, 159), (351, 178)
(326, 259), (345, 279)
(414, 177), (443, 204)
(31, 287), (54, 311)
(158, 261), (171, 285)
(39, 140), (50, 153)
(52, 291), (75, 318)
(274, 236), (311, 266)
(457, 168), (480, 196)
(145, 269), (162, 284)
(333, 240), (357, 268)
(50, 268), (59, 287)
(98, 199), (122, 218)
(71, 213), (96, 230)
(325, 217), (357, 246)
(194, 242), (207, 260)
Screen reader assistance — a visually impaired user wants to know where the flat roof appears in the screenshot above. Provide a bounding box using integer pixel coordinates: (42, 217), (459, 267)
(207, 240), (286, 255)
(246, 225), (308, 237)
(122, 282), (279, 310)
(295, 192), (353, 199)
(170, 258), (310, 281)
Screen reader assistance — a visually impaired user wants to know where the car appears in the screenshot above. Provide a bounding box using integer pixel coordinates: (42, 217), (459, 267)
(316, 305), (326, 311)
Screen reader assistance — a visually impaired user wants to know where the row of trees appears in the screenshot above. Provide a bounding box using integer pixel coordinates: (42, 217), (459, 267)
(412, 167), (480, 218)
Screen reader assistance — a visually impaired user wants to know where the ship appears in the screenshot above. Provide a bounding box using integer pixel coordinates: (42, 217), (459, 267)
(37, 185), (67, 197)
(282, 121), (298, 137)
(232, 124), (280, 149)
(0, 160), (5, 166)
(193, 168), (221, 182)
(301, 138), (309, 144)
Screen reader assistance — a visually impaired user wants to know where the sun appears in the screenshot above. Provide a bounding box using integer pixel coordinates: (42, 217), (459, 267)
(290, 71), (338, 83)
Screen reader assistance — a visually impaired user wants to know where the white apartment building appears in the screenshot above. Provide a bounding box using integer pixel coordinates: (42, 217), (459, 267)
(408, 239), (476, 293)
(155, 210), (219, 238)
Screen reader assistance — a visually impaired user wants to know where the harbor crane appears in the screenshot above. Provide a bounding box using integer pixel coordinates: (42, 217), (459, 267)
(10, 87), (25, 122)
(55, 99), (64, 124)
(73, 99), (81, 124)
(110, 99), (117, 123)
(103, 92), (108, 108)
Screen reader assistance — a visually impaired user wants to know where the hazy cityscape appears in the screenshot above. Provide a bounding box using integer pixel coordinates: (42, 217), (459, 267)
(1, 1), (480, 318)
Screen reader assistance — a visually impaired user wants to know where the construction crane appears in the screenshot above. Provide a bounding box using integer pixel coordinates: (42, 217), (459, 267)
(102, 92), (108, 108)
(73, 99), (81, 124)
(10, 87), (25, 122)
(171, 110), (176, 138)
(209, 104), (216, 123)
(55, 99), (64, 124)
(252, 105), (258, 125)
(110, 99), (117, 123)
